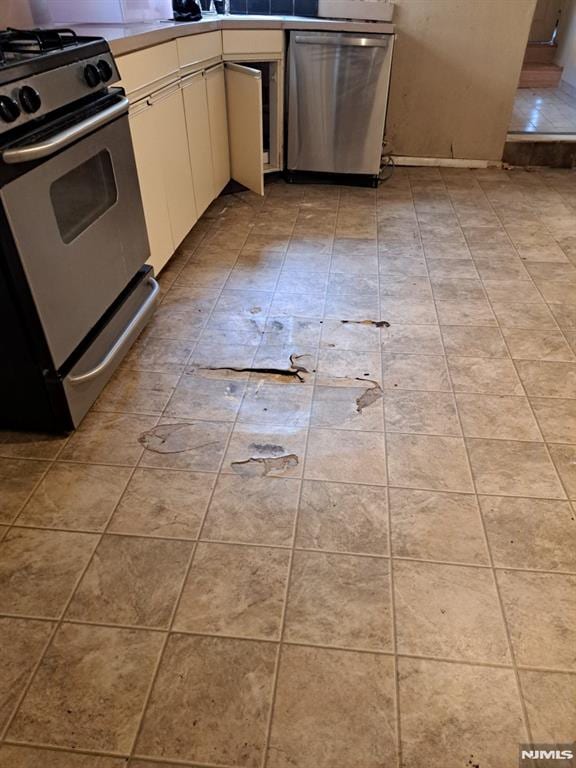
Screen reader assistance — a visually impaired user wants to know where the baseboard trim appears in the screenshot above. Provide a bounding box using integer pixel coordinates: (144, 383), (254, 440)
(507, 132), (576, 142)
(391, 155), (500, 169)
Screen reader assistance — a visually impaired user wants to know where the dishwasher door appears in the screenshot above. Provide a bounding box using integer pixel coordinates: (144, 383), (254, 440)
(287, 31), (393, 176)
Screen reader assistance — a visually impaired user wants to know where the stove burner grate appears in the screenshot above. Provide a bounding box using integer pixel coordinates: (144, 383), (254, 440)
(0, 27), (79, 64)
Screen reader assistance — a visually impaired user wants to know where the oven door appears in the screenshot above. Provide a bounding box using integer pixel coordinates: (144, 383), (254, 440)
(0, 94), (149, 370)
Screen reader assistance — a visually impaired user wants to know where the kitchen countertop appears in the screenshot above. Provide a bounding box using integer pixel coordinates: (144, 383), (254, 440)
(70, 15), (395, 56)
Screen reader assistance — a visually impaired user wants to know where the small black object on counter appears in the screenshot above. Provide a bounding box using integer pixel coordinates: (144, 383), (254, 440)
(172, 0), (203, 21)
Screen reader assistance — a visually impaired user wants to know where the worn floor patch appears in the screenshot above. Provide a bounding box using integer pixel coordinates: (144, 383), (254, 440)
(231, 454), (299, 477)
(355, 379), (383, 413)
(139, 423), (221, 454)
(202, 353), (310, 382)
(248, 442), (288, 455)
(341, 319), (390, 328)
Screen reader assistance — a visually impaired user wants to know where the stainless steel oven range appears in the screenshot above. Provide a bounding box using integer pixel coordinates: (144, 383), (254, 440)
(0, 27), (157, 432)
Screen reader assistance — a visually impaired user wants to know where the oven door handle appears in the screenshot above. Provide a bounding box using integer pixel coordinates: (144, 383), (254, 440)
(68, 276), (160, 385)
(2, 97), (130, 165)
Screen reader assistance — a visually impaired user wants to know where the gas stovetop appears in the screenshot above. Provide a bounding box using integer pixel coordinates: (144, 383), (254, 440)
(0, 27), (119, 137)
(0, 27), (80, 62)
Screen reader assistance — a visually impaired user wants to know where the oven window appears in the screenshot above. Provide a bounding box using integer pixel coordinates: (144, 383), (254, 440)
(50, 150), (117, 244)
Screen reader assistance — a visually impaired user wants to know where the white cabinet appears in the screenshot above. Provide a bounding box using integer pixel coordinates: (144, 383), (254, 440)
(129, 100), (173, 276)
(222, 30), (284, 176)
(222, 30), (284, 57)
(181, 70), (216, 218)
(117, 41), (179, 104)
(123, 29), (286, 273)
(206, 63), (231, 197)
(154, 85), (198, 249)
(181, 62), (234, 218)
(225, 62), (264, 196)
(183, 59), (266, 208)
(178, 31), (222, 73)
(129, 84), (197, 276)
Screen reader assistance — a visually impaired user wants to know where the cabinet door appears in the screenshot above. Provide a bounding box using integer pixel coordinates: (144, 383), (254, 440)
(205, 64), (231, 196)
(181, 70), (216, 218)
(129, 102), (173, 276)
(152, 85), (198, 250)
(225, 62), (264, 196)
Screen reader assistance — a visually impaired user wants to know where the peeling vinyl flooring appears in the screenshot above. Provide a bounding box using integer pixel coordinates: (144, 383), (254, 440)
(1, 167), (576, 768)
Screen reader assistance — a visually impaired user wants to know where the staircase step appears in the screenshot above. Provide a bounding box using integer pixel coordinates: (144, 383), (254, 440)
(519, 63), (564, 89)
(504, 139), (576, 169)
(524, 42), (558, 65)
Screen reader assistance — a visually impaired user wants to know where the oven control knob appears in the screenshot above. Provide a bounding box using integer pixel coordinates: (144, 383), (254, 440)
(0, 95), (21, 123)
(84, 64), (102, 88)
(19, 86), (41, 114)
(97, 59), (114, 83)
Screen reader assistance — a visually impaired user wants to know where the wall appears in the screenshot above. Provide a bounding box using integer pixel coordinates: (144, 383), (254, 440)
(0, 0), (35, 25)
(0, 0), (173, 25)
(557, 0), (576, 91)
(1, 0), (535, 164)
(385, 0), (536, 161)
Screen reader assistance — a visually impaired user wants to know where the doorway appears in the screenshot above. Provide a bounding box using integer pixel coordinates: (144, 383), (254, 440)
(509, 0), (576, 135)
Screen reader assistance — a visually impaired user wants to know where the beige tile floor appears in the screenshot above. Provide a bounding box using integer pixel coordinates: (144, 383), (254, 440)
(510, 86), (576, 133)
(1, 167), (576, 767)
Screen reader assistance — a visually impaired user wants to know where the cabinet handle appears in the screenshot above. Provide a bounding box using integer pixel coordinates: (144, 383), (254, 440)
(147, 82), (181, 105)
(225, 62), (262, 78)
(180, 69), (205, 88)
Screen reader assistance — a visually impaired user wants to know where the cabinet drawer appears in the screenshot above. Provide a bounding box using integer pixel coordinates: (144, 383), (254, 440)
(117, 41), (179, 100)
(222, 30), (284, 55)
(178, 31), (222, 71)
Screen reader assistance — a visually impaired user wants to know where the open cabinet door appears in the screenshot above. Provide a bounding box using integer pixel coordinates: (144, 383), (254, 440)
(224, 62), (264, 196)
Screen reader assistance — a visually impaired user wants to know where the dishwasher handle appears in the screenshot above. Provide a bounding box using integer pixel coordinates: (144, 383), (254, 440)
(293, 34), (389, 48)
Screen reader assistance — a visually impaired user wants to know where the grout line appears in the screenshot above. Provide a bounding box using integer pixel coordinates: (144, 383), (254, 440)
(17, 407), (576, 437)
(124, 496), (221, 760)
(1, 436), (71, 534)
(4, 736), (233, 767)
(0, 416), (157, 747)
(0, 433), (76, 746)
(260, 183), (339, 768)
(0, 453), (59, 464)
(4, 457), (576, 502)
(3, 172), (576, 761)
(2, 739), (132, 760)
(124, 193), (273, 764)
(0, 214), (212, 752)
(473, 179), (572, 502)
(378, 178), (403, 768)
(440, 169), (538, 745)
(4, 518), (576, 574)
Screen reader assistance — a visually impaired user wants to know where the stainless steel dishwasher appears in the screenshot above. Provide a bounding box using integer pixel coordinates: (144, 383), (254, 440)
(287, 31), (394, 184)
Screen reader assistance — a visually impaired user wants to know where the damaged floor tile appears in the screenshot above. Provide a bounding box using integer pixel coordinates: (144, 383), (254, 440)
(231, 453), (299, 477)
(4, 171), (576, 767)
(200, 352), (312, 382)
(138, 420), (231, 471)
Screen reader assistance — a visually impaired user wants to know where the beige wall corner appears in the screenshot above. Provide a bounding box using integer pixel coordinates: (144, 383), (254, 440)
(557, 0), (576, 91)
(386, 0), (537, 162)
(0, 0), (34, 26)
